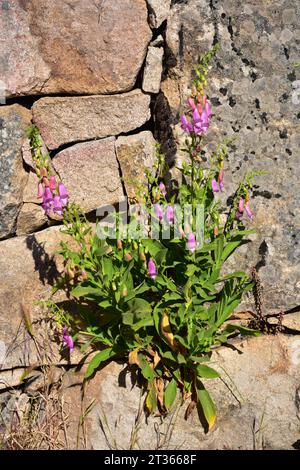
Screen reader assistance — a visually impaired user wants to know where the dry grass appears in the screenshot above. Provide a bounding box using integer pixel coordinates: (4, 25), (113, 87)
(0, 369), (69, 450)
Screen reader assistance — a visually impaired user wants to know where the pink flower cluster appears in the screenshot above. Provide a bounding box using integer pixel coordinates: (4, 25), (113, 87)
(181, 95), (212, 136)
(37, 171), (69, 217)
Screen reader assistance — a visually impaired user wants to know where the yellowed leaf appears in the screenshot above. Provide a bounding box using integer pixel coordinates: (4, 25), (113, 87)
(128, 349), (141, 367)
(160, 312), (179, 352)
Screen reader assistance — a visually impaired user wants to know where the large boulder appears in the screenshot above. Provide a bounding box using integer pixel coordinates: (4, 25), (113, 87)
(32, 90), (151, 150)
(0, 105), (31, 239)
(163, 0), (300, 311)
(0, 226), (84, 379)
(62, 332), (300, 449)
(0, 0), (151, 97)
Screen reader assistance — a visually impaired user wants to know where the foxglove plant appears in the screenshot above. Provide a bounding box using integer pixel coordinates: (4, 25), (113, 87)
(27, 126), (69, 218)
(43, 46), (263, 431)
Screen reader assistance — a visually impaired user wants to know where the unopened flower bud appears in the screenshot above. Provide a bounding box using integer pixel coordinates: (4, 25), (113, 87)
(81, 269), (88, 280)
(40, 167), (47, 177)
(112, 282), (117, 291)
(37, 183), (44, 199)
(124, 252), (133, 262)
(43, 177), (50, 187)
(67, 268), (75, 279)
(159, 182), (167, 197)
(117, 239), (123, 249)
(148, 259), (157, 280)
(191, 85), (197, 96)
(139, 251), (146, 261)
(187, 233), (197, 253)
(214, 226), (219, 237)
(122, 286), (128, 297)
(179, 227), (186, 238)
(49, 175), (57, 191)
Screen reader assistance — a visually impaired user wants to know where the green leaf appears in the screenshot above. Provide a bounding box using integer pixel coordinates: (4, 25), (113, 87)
(196, 380), (217, 431)
(155, 248), (168, 265)
(222, 324), (261, 337)
(99, 299), (112, 308)
(189, 355), (211, 364)
(163, 292), (183, 302)
(127, 297), (152, 319)
(221, 237), (248, 262)
(142, 240), (162, 257)
(164, 379), (177, 410)
(216, 271), (248, 282)
(86, 348), (115, 378)
(131, 316), (154, 331)
(146, 381), (157, 413)
(102, 257), (114, 282)
(138, 354), (156, 380)
(196, 364), (220, 379)
(71, 285), (102, 299)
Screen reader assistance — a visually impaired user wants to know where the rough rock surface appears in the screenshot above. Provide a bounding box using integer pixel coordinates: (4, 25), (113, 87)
(163, 0), (300, 311)
(147, 0), (171, 29)
(0, 226), (84, 376)
(16, 203), (48, 236)
(52, 138), (124, 212)
(22, 171), (41, 204)
(0, 105), (31, 239)
(32, 90), (151, 150)
(116, 131), (157, 200)
(59, 333), (300, 449)
(143, 46), (164, 94)
(0, 0), (151, 97)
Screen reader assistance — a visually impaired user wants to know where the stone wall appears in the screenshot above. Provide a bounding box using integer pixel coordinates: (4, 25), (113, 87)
(0, 0), (299, 450)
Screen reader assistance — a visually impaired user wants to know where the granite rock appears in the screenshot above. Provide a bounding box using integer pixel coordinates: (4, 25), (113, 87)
(0, 226), (85, 373)
(147, 0), (171, 29)
(32, 90), (151, 150)
(0, 105), (31, 239)
(116, 131), (157, 200)
(163, 0), (300, 311)
(142, 46), (164, 94)
(16, 203), (48, 236)
(52, 138), (124, 212)
(59, 334), (300, 450)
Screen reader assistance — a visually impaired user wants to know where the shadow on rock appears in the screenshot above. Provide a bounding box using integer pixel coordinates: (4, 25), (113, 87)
(26, 234), (60, 286)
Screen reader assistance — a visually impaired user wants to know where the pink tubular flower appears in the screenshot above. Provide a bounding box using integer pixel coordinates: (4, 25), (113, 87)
(187, 97), (196, 111)
(212, 179), (220, 193)
(238, 197), (245, 213)
(148, 259), (157, 280)
(219, 168), (225, 191)
(49, 175), (57, 191)
(187, 232), (197, 253)
(58, 183), (69, 207)
(159, 182), (167, 197)
(43, 187), (53, 203)
(62, 326), (74, 353)
(154, 203), (164, 221)
(205, 100), (212, 119)
(167, 205), (174, 224)
(53, 195), (63, 216)
(245, 202), (254, 220)
(181, 115), (193, 134)
(37, 183), (44, 199)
